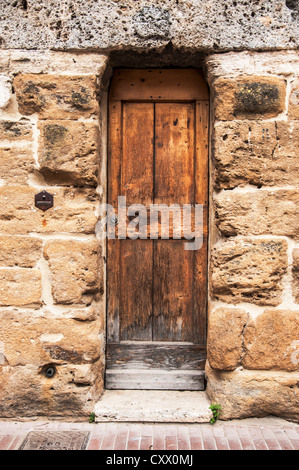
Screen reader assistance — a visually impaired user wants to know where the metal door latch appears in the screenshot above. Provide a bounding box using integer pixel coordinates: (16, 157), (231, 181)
(110, 214), (118, 225)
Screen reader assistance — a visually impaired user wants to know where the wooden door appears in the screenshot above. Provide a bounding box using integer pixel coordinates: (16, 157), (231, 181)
(106, 69), (209, 390)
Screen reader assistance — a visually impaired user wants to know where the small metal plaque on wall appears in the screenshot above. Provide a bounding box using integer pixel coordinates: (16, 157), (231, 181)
(35, 190), (54, 212)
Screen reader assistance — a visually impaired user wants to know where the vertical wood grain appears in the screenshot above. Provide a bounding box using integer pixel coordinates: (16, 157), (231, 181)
(120, 239), (153, 341)
(107, 101), (122, 341)
(153, 240), (195, 342)
(193, 101), (209, 344)
(154, 103), (195, 205)
(122, 103), (154, 206)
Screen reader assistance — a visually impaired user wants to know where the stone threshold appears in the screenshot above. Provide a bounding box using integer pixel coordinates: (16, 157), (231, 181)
(94, 390), (212, 423)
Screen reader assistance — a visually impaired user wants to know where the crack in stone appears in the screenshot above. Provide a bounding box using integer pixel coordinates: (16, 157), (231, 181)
(271, 121), (279, 159)
(239, 312), (250, 366)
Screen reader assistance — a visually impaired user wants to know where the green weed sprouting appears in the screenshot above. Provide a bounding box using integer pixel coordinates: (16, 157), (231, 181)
(209, 403), (222, 424)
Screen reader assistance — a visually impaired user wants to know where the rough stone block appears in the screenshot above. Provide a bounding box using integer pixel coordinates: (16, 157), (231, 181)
(0, 185), (98, 234)
(206, 362), (299, 422)
(0, 119), (33, 141)
(14, 74), (99, 119)
(289, 78), (299, 119)
(213, 121), (299, 188)
(133, 6), (170, 39)
(9, 51), (108, 76)
(0, 236), (42, 267)
(243, 309), (299, 371)
(38, 120), (100, 186)
(0, 268), (41, 306)
(0, 75), (12, 109)
(214, 76), (286, 120)
(292, 249), (299, 303)
(0, 147), (35, 184)
(0, 310), (102, 366)
(206, 51), (299, 81)
(1, 2), (298, 52)
(56, 301), (104, 323)
(211, 238), (288, 306)
(43, 239), (102, 305)
(207, 308), (248, 370)
(0, 51), (10, 74)
(214, 189), (299, 238)
(0, 362), (103, 418)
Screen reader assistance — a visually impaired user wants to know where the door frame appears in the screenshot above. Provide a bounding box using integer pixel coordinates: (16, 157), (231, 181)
(105, 68), (210, 390)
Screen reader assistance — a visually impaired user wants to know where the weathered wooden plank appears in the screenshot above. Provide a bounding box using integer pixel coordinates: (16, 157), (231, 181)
(193, 101), (209, 343)
(153, 240), (195, 342)
(108, 100), (122, 208)
(122, 102), (154, 206)
(107, 343), (206, 370)
(155, 102), (195, 206)
(119, 239), (153, 341)
(113, 206), (203, 239)
(107, 100), (122, 342)
(109, 69), (209, 101)
(105, 369), (205, 391)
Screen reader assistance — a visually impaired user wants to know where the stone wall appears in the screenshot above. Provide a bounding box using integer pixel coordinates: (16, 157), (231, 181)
(0, 52), (109, 418)
(206, 51), (299, 422)
(0, 46), (298, 420)
(0, 0), (298, 52)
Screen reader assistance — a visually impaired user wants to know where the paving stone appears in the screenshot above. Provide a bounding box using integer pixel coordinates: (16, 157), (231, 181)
(1, 419), (298, 450)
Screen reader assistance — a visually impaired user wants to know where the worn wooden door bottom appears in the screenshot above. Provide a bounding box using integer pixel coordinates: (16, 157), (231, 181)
(105, 342), (206, 390)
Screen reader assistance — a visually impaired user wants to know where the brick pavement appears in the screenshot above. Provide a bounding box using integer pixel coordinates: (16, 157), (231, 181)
(0, 418), (298, 450)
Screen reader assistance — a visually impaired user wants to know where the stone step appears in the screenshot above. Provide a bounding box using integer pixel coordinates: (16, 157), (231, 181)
(94, 390), (212, 423)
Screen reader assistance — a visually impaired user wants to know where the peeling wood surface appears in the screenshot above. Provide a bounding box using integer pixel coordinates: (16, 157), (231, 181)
(105, 370), (206, 391)
(107, 343), (206, 370)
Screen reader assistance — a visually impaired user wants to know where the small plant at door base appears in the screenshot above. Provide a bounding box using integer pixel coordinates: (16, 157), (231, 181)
(89, 412), (95, 423)
(209, 403), (222, 424)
